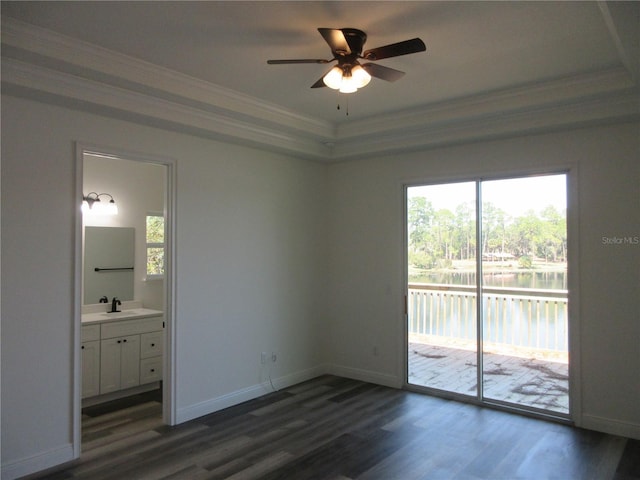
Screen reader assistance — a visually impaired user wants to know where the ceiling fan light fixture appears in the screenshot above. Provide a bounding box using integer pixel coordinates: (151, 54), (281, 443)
(351, 65), (371, 88)
(339, 84), (358, 93)
(339, 73), (358, 93)
(323, 64), (371, 93)
(323, 66), (344, 90)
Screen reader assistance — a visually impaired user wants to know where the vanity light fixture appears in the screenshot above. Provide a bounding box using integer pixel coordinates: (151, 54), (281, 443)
(81, 192), (118, 215)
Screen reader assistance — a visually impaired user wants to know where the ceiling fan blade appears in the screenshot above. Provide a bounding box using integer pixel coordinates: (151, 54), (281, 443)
(361, 63), (406, 82)
(318, 28), (351, 55)
(311, 76), (327, 88)
(362, 38), (426, 61)
(267, 59), (330, 64)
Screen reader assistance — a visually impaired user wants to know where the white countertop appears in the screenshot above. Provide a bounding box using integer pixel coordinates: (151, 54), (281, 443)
(81, 301), (162, 324)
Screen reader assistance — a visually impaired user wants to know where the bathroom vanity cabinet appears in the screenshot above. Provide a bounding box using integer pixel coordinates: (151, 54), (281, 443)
(81, 309), (163, 400)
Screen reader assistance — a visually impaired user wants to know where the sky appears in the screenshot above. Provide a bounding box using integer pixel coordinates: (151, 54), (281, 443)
(407, 174), (567, 218)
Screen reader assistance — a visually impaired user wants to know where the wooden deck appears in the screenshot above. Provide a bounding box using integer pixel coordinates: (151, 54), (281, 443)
(409, 342), (569, 413)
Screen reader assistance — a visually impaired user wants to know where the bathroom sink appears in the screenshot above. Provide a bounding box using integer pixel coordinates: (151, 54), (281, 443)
(99, 308), (155, 319)
(101, 311), (133, 318)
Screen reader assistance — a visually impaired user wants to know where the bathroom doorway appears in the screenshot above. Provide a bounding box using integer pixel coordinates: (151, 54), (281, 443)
(75, 145), (176, 457)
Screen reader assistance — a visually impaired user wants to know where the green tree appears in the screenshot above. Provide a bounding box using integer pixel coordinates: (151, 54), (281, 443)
(540, 205), (567, 262)
(146, 215), (164, 243)
(434, 208), (455, 260)
(454, 202), (475, 260)
(511, 210), (544, 258)
(482, 202), (507, 256)
(408, 196), (434, 253)
(409, 195), (566, 270)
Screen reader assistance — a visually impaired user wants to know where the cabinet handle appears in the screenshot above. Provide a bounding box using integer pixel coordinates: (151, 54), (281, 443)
(151, 343), (155, 347)
(81, 345), (85, 349)
(150, 369), (155, 372)
(117, 340), (121, 344)
(123, 339), (127, 343)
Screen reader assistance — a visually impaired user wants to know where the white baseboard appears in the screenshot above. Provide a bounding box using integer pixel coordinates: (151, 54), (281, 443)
(1, 443), (74, 480)
(267, 364), (328, 391)
(580, 414), (640, 440)
(175, 365), (327, 424)
(175, 363), (403, 424)
(327, 364), (403, 389)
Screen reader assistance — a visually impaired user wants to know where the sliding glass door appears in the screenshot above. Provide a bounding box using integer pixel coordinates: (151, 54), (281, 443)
(407, 174), (569, 416)
(479, 176), (568, 413)
(407, 182), (478, 396)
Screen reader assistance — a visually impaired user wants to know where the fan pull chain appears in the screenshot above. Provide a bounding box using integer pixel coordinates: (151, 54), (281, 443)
(336, 95), (350, 116)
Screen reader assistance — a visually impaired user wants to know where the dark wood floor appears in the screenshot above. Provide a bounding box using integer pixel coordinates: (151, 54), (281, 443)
(24, 376), (639, 480)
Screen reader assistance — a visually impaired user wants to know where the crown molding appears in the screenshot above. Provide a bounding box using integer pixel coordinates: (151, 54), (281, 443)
(331, 89), (640, 161)
(1, 58), (331, 160)
(1, 17), (335, 141)
(336, 68), (635, 141)
(2, 16), (638, 162)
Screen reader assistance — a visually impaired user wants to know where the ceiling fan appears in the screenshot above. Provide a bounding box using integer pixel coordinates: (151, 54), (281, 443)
(267, 28), (426, 93)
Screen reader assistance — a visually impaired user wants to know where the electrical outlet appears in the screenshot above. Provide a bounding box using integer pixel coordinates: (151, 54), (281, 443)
(271, 352), (277, 363)
(261, 352), (267, 364)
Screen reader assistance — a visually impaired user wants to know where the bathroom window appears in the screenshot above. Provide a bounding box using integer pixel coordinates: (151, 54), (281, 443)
(146, 213), (165, 278)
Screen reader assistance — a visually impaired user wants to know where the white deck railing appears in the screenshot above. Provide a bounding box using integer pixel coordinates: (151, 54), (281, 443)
(408, 283), (568, 353)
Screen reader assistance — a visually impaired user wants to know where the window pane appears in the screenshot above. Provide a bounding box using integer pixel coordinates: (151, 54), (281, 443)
(147, 247), (164, 276)
(146, 215), (164, 243)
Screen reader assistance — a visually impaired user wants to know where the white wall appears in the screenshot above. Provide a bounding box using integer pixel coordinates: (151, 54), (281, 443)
(1, 95), (328, 478)
(173, 133), (328, 416)
(83, 155), (166, 309)
(326, 122), (640, 438)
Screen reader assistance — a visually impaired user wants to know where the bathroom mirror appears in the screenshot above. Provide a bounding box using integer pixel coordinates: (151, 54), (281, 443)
(83, 226), (135, 304)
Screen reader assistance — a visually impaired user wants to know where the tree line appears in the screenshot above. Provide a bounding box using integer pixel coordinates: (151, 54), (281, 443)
(408, 197), (567, 269)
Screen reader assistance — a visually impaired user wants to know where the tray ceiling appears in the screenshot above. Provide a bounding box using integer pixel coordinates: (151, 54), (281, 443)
(2, 1), (638, 160)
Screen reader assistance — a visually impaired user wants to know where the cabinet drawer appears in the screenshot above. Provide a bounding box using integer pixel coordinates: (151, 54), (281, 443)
(81, 324), (100, 342)
(140, 331), (163, 359)
(101, 316), (163, 339)
(140, 357), (163, 384)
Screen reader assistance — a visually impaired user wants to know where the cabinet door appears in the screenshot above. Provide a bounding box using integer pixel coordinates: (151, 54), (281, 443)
(120, 335), (140, 390)
(100, 337), (122, 394)
(81, 341), (100, 398)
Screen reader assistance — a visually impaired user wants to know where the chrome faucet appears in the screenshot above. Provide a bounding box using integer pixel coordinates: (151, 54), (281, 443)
(110, 297), (122, 313)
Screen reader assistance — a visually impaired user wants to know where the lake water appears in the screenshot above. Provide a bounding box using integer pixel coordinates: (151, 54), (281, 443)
(410, 270), (567, 290)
